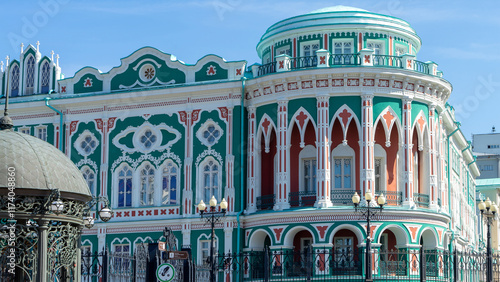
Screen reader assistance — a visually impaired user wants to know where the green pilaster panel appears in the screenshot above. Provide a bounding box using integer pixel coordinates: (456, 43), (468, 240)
(195, 62), (228, 82)
(74, 73), (103, 94)
(288, 98), (317, 124)
(411, 101), (429, 125)
(373, 97), (403, 123)
(110, 54), (186, 90)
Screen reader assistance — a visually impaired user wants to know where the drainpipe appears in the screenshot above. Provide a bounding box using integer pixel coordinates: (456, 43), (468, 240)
(44, 93), (63, 151)
(447, 121), (460, 254)
(467, 156), (477, 167)
(236, 77), (246, 281)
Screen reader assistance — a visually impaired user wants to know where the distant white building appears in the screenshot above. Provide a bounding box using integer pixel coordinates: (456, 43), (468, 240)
(473, 128), (500, 179)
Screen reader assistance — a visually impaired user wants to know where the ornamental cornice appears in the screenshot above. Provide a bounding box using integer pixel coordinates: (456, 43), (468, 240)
(245, 69), (450, 108)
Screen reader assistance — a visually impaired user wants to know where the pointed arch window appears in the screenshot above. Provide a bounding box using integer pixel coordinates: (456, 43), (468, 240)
(162, 162), (178, 205)
(82, 166), (95, 196)
(202, 160), (219, 204)
(25, 56), (35, 95)
(41, 61), (50, 94)
(140, 164), (155, 206)
(118, 166), (133, 207)
(10, 65), (20, 97)
(331, 145), (355, 189)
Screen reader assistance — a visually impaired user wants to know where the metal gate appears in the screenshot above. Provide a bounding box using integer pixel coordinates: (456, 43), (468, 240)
(81, 242), (148, 282)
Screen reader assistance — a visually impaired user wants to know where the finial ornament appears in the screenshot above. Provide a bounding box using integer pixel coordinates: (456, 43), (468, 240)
(20, 43), (24, 53)
(51, 50), (54, 61)
(0, 60), (13, 130)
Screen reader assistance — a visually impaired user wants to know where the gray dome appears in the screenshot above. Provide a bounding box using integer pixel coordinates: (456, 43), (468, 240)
(0, 129), (91, 197)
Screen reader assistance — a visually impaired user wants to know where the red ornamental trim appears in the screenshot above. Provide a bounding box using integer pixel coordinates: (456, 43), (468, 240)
(378, 79), (389, 87)
(107, 117), (117, 132)
(95, 118), (104, 131)
(332, 79), (344, 87)
(236, 68), (242, 75)
(316, 79), (328, 88)
(69, 121), (79, 135)
(347, 79), (359, 86)
(191, 109), (201, 123)
(417, 85), (425, 93)
(178, 111), (187, 124)
(364, 55), (371, 63)
(363, 79), (375, 87)
(61, 86), (66, 93)
(279, 61), (284, 69)
(253, 89), (261, 98)
(302, 80), (313, 89)
(275, 84), (285, 92)
(218, 106), (229, 121)
(406, 83), (415, 91)
(393, 81), (403, 89)
(264, 87), (272, 95)
(319, 56), (326, 65)
(288, 82), (298, 90)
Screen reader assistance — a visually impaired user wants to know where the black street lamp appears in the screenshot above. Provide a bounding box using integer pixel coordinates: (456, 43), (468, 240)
(352, 190), (386, 282)
(478, 197), (498, 282)
(198, 196), (227, 282)
(82, 196), (114, 229)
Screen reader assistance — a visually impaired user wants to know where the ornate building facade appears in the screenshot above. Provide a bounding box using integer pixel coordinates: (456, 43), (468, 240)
(1, 5), (481, 280)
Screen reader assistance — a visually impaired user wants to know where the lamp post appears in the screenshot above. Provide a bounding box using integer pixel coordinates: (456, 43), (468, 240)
(198, 196), (227, 282)
(82, 196), (114, 229)
(478, 197), (498, 282)
(352, 191), (386, 282)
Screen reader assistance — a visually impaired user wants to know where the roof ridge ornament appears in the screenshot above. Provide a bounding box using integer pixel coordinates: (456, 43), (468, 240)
(1, 56), (13, 130)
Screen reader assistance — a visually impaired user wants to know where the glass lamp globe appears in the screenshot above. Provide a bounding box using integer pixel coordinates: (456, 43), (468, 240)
(220, 198), (228, 210)
(83, 216), (95, 229)
(378, 193), (386, 206)
(50, 199), (64, 214)
(352, 192), (360, 205)
(99, 207), (113, 222)
(209, 196), (217, 207)
(198, 200), (206, 212)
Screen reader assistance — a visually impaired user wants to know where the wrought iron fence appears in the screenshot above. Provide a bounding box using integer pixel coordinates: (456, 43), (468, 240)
(330, 53), (360, 66)
(215, 247), (500, 282)
(257, 194), (275, 210)
(373, 55), (403, 68)
(289, 191), (316, 207)
(289, 56), (318, 69)
(257, 62), (277, 76)
(375, 190), (403, 206)
(331, 189), (361, 206)
(413, 193), (430, 208)
(81, 243), (148, 282)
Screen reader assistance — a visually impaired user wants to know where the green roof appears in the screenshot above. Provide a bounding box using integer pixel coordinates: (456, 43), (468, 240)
(476, 178), (500, 188)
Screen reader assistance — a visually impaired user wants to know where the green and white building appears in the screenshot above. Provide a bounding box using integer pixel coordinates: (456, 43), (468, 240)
(1, 5), (482, 280)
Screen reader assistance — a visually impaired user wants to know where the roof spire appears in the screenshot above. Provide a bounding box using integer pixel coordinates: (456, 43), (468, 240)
(0, 57), (13, 130)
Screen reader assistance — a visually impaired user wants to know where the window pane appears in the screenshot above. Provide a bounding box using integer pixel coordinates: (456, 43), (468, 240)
(344, 159), (352, 188)
(334, 159), (342, 188)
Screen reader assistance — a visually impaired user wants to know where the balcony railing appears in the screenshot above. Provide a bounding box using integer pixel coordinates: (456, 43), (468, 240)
(331, 189), (362, 206)
(255, 52), (434, 77)
(413, 193), (430, 208)
(257, 194), (275, 210)
(289, 191), (316, 207)
(375, 190), (403, 206)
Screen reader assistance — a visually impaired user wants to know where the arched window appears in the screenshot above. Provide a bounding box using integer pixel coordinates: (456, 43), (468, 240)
(41, 61), (50, 94)
(162, 162), (178, 205)
(201, 159), (219, 204)
(82, 166), (95, 196)
(118, 165), (133, 207)
(299, 145), (316, 193)
(25, 56), (35, 95)
(331, 145), (355, 189)
(10, 65), (20, 97)
(140, 164), (155, 206)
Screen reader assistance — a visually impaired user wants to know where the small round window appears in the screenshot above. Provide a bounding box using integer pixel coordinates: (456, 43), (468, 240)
(140, 129), (157, 149)
(139, 63), (156, 82)
(196, 120), (223, 147)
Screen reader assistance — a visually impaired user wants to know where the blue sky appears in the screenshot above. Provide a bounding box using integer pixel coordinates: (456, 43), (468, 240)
(1, 0), (499, 139)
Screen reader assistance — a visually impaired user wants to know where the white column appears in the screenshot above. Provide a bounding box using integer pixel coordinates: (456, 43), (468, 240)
(315, 95), (332, 207)
(429, 105), (438, 210)
(247, 106), (257, 213)
(361, 94), (375, 198)
(182, 223), (191, 247)
(402, 97), (415, 207)
(225, 107), (235, 213)
(182, 110), (194, 216)
(275, 99), (290, 210)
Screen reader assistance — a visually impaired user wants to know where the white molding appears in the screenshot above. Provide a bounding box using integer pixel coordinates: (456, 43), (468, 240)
(196, 119), (224, 148)
(75, 129), (100, 157)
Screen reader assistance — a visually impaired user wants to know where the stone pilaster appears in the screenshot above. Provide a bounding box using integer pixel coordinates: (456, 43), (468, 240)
(315, 95), (332, 207)
(275, 100), (290, 210)
(402, 97), (415, 207)
(247, 106), (257, 213)
(361, 94), (375, 197)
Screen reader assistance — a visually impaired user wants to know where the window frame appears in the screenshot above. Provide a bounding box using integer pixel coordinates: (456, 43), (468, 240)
(24, 55), (36, 95)
(139, 163), (155, 207)
(115, 164), (133, 208)
(36, 126), (48, 141)
(198, 158), (221, 204)
(331, 144), (356, 190)
(366, 40), (385, 56)
(161, 160), (179, 205)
